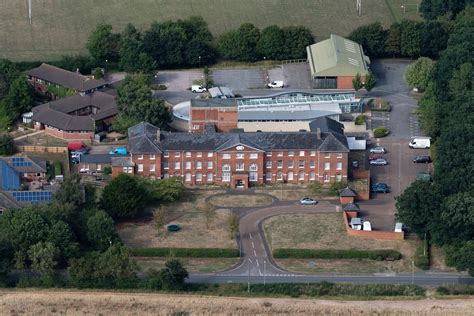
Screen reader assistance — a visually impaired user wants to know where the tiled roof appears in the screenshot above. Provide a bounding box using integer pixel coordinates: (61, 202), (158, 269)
(27, 63), (107, 92)
(339, 187), (357, 197)
(31, 91), (117, 131)
(309, 117), (345, 134)
(0, 155), (47, 173)
(342, 203), (360, 211)
(127, 122), (350, 154)
(111, 156), (134, 167)
(80, 154), (113, 164)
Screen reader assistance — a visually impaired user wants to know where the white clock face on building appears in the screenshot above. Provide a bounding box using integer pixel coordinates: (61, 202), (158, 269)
(236, 145), (244, 151)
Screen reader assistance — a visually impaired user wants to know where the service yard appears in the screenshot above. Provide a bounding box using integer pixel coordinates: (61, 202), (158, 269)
(264, 213), (419, 273)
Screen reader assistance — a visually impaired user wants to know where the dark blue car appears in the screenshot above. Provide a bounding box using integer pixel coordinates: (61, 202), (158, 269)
(371, 183), (390, 193)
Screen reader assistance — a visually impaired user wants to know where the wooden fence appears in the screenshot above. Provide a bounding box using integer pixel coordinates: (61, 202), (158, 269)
(16, 145), (68, 154)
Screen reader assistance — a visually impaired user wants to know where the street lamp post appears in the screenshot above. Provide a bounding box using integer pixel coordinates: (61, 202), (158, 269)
(263, 260), (266, 286)
(248, 258), (251, 293)
(198, 56), (201, 69)
(412, 260), (415, 284)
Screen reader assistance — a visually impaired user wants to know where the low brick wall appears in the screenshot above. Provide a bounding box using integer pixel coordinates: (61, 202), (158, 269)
(16, 145), (68, 154)
(343, 211), (404, 240)
(351, 169), (370, 201)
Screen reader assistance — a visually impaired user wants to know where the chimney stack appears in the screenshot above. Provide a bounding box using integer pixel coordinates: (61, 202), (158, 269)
(316, 128), (321, 140)
(156, 128), (161, 142)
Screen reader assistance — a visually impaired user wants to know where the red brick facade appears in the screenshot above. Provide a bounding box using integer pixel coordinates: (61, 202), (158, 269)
(190, 107), (238, 132)
(125, 146), (348, 188)
(38, 125), (94, 141)
(336, 76), (366, 89)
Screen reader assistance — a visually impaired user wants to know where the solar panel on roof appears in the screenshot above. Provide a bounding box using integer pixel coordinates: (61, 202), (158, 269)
(12, 191), (53, 202)
(11, 157), (32, 167)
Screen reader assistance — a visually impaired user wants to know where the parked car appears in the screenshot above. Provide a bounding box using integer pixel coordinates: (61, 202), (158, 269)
(417, 171), (431, 182)
(191, 85), (207, 93)
(371, 183), (390, 193)
(267, 81), (284, 88)
(368, 153), (384, 160)
(369, 158), (388, 165)
(413, 155), (432, 163)
(68, 142), (89, 154)
(369, 146), (386, 154)
(109, 147), (128, 155)
(299, 197), (318, 205)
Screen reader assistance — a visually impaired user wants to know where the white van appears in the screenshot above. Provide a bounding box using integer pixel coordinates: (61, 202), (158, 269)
(191, 85), (207, 93)
(409, 137), (430, 149)
(363, 221), (372, 231)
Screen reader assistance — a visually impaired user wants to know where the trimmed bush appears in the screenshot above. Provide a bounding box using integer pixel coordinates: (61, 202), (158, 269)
(414, 239), (430, 270)
(355, 115), (366, 125)
(273, 249), (402, 261)
(130, 247), (240, 258)
(373, 126), (389, 138)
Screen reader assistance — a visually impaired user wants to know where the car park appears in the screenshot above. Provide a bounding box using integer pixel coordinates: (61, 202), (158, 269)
(413, 155), (432, 163)
(369, 158), (388, 166)
(368, 153), (384, 160)
(371, 183), (390, 193)
(267, 81), (284, 88)
(369, 146), (386, 154)
(299, 197), (318, 205)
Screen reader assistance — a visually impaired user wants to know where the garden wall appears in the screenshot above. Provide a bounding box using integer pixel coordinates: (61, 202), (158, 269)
(351, 169), (370, 201)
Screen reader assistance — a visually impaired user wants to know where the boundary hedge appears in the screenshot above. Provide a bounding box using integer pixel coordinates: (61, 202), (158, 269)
(273, 249), (402, 261)
(414, 239), (430, 270)
(130, 248), (239, 258)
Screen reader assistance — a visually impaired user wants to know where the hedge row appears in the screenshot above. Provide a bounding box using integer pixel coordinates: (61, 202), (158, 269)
(273, 249), (402, 261)
(130, 248), (240, 258)
(436, 285), (474, 295)
(190, 282), (425, 297)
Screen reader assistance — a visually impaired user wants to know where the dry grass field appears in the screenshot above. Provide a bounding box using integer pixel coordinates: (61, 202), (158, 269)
(135, 257), (238, 273)
(117, 190), (237, 249)
(209, 194), (274, 208)
(0, 0), (421, 61)
(1, 290), (473, 315)
(264, 213), (419, 273)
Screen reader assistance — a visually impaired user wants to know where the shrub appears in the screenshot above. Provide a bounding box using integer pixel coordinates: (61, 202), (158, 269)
(273, 249), (402, 260)
(129, 247), (240, 258)
(414, 239), (430, 270)
(103, 166), (112, 175)
(355, 115), (366, 125)
(436, 285), (474, 295)
(373, 126), (389, 138)
(307, 182), (323, 195)
(328, 181), (348, 196)
(0, 134), (14, 155)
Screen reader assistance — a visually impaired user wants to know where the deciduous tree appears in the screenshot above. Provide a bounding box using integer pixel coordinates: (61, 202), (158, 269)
(352, 72), (363, 95)
(100, 173), (149, 219)
(159, 259), (189, 290)
(364, 72), (376, 95)
(86, 24), (120, 62)
(404, 57), (434, 91)
(87, 210), (117, 251)
(348, 22), (387, 57)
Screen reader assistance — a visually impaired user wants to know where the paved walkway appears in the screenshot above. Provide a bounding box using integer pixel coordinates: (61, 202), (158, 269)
(13, 130), (43, 141)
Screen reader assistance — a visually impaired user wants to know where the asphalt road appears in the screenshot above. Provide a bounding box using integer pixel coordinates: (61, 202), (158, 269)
(188, 272), (474, 286)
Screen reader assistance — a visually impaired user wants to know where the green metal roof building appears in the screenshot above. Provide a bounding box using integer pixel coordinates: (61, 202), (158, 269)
(307, 34), (370, 89)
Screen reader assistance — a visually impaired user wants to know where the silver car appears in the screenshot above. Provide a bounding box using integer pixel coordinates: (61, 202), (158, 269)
(370, 146), (386, 154)
(299, 197), (318, 205)
(369, 158), (388, 165)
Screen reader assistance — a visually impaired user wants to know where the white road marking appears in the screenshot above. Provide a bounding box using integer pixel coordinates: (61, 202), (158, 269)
(253, 249), (257, 256)
(249, 233), (253, 240)
(256, 260), (260, 268)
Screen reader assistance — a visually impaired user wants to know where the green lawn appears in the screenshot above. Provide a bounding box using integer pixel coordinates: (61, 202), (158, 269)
(0, 0), (420, 61)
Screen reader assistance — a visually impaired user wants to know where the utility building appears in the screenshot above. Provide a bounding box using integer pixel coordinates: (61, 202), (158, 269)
(307, 34), (370, 89)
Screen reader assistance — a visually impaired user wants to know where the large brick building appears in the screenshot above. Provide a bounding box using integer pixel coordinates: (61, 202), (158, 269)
(113, 122), (349, 188)
(307, 34), (370, 89)
(27, 63), (107, 99)
(31, 91), (118, 141)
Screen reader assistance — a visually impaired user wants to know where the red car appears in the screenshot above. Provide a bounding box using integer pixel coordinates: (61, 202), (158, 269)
(368, 153), (384, 160)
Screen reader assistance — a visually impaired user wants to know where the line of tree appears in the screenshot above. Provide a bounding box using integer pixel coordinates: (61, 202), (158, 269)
(0, 59), (35, 130)
(86, 17), (216, 73)
(395, 6), (474, 276)
(86, 18), (314, 71)
(0, 174), (186, 287)
(217, 23), (314, 62)
(347, 20), (449, 59)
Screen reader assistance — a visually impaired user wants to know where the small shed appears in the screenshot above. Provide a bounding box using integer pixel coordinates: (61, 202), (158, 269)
(363, 221), (372, 231)
(394, 223), (403, 233)
(339, 187), (356, 204)
(350, 217), (362, 230)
